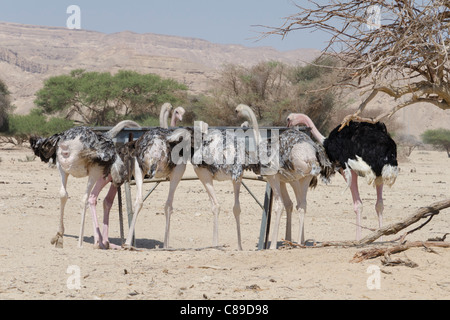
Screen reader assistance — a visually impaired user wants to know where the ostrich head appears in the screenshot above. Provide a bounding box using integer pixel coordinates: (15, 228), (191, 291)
(235, 104), (253, 121)
(174, 106), (185, 122)
(171, 106), (185, 126)
(286, 113), (326, 145)
(286, 113), (305, 128)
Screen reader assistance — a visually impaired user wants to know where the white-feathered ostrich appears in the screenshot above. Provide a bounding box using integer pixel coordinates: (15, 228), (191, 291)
(30, 120), (141, 249)
(286, 113), (399, 240)
(236, 105), (332, 249)
(124, 112), (186, 248)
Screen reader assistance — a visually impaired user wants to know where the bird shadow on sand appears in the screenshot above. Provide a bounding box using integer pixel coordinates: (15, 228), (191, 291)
(64, 234), (164, 250)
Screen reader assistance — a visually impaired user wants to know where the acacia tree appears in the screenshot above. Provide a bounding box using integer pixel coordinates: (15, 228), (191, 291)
(0, 78), (12, 132)
(264, 0), (450, 126)
(421, 128), (450, 157)
(35, 69), (187, 125)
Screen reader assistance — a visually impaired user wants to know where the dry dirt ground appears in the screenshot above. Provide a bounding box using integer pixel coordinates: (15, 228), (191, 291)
(0, 146), (449, 300)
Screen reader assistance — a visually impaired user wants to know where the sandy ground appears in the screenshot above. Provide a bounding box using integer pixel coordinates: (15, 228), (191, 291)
(0, 146), (449, 300)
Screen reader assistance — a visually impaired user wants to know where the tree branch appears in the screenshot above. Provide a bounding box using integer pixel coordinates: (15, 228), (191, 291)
(262, 0), (449, 124)
(282, 198), (450, 249)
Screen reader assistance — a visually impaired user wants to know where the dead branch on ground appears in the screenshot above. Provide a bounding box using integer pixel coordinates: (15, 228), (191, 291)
(351, 241), (450, 263)
(281, 198), (450, 262)
(321, 198), (450, 247)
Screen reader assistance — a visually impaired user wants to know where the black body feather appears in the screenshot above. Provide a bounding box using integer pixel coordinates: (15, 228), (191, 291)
(324, 121), (398, 176)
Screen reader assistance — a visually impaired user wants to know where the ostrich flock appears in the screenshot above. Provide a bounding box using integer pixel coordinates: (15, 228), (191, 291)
(30, 103), (399, 250)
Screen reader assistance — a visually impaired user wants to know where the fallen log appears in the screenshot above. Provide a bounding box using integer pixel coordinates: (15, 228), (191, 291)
(356, 198), (450, 245)
(281, 199), (450, 262)
(351, 241), (450, 263)
(321, 198), (450, 247)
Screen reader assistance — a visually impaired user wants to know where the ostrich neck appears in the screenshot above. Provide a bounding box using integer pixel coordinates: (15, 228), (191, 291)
(170, 112), (177, 127)
(245, 108), (261, 146)
(160, 105), (170, 129)
(298, 114), (326, 145)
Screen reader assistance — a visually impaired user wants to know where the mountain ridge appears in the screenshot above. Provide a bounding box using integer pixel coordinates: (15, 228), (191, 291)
(0, 21), (319, 114)
(0, 21), (448, 138)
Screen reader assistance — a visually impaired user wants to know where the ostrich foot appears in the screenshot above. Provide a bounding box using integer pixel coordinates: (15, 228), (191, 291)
(50, 232), (64, 248)
(93, 241), (120, 250)
(108, 242), (122, 250)
(93, 241), (109, 250)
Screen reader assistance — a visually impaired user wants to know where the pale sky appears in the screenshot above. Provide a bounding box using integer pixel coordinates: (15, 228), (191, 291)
(0, 0), (331, 51)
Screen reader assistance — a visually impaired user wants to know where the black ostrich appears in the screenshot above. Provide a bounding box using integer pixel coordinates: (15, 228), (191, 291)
(287, 113), (398, 240)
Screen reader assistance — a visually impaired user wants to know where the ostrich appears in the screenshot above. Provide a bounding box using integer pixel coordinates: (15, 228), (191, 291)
(190, 120), (248, 250)
(159, 102), (186, 129)
(236, 105), (332, 249)
(286, 113), (398, 240)
(30, 120), (141, 249)
(124, 113), (186, 248)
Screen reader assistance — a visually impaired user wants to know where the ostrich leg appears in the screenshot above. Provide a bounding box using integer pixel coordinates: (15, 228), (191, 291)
(125, 158), (144, 247)
(163, 164), (186, 248)
(195, 167), (220, 247)
(86, 175), (112, 249)
(266, 175), (285, 250)
(52, 164), (69, 248)
(279, 182), (293, 242)
(101, 181), (121, 249)
(232, 179), (243, 250)
(79, 174), (98, 248)
(290, 177), (312, 245)
(349, 171), (363, 241)
(375, 183), (384, 241)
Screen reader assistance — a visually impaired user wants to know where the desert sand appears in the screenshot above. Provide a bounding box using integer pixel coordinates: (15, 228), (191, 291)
(0, 146), (449, 300)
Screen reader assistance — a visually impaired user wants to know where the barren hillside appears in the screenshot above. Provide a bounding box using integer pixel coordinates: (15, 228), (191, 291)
(0, 22), (318, 114)
(0, 21), (449, 138)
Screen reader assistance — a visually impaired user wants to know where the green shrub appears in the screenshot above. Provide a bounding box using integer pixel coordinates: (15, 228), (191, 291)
(5, 108), (74, 144)
(421, 128), (450, 157)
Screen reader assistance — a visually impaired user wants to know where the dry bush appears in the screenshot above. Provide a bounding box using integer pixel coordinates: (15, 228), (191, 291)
(200, 58), (342, 130)
(264, 0), (450, 123)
